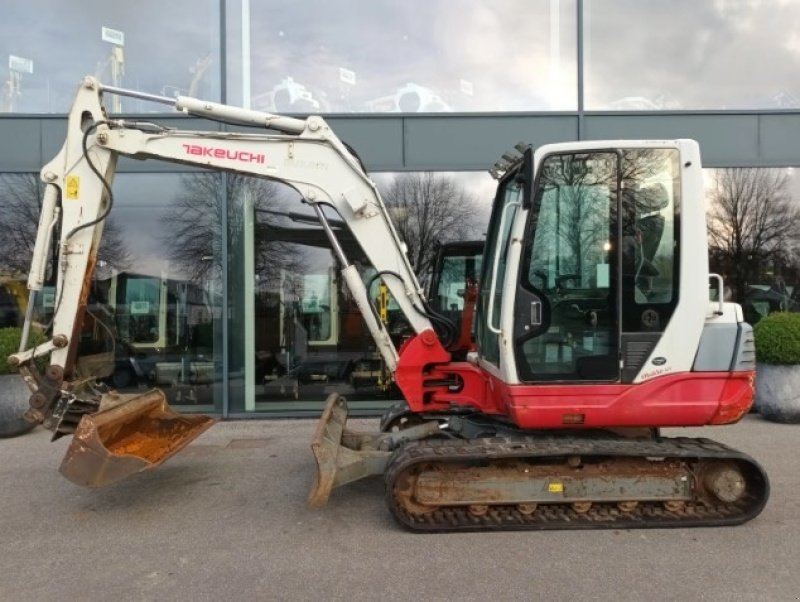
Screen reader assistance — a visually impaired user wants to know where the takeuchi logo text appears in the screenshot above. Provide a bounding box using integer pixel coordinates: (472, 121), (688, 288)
(182, 144), (265, 164)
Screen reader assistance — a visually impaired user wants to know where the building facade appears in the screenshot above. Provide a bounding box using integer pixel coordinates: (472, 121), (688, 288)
(2, 0), (800, 418)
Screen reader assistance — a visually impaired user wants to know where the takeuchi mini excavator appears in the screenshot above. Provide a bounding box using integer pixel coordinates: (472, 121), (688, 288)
(6, 77), (768, 531)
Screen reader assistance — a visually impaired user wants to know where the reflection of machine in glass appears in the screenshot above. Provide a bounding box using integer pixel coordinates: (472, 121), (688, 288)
(161, 56), (212, 99)
(8, 77), (769, 533)
(298, 271), (336, 343)
(255, 214), (411, 399)
(3, 55), (34, 113)
(264, 261), (406, 399)
(95, 43), (125, 112)
(427, 240), (483, 359)
(111, 275), (160, 345)
(277, 265), (339, 362)
(107, 273), (216, 392)
(253, 77), (322, 112)
(365, 82), (452, 113)
(0, 279), (27, 327)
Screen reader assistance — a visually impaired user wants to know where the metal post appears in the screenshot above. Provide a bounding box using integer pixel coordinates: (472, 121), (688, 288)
(241, 0), (251, 109)
(220, 173), (230, 419)
(577, 0), (585, 141)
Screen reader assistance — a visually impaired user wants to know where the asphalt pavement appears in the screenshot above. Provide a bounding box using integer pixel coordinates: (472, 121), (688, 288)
(1, 414), (798, 602)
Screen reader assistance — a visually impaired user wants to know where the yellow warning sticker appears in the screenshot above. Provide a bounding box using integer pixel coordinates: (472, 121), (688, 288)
(548, 482), (564, 494)
(66, 175), (79, 199)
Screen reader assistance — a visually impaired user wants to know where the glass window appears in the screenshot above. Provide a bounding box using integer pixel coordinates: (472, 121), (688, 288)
(226, 171), (492, 412)
(585, 1), (800, 110)
(0, 172), (224, 410)
(1, 1), (220, 113)
(0, 166), (495, 413)
(113, 276), (162, 345)
(428, 242), (483, 360)
(620, 150), (679, 315)
(517, 152), (619, 381)
(433, 252), (483, 313)
(706, 166), (800, 323)
(0, 173), (50, 328)
(228, 0), (577, 112)
(91, 174), (224, 409)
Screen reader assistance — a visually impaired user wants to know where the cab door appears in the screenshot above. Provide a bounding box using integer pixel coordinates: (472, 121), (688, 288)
(512, 151), (621, 382)
(473, 173), (523, 373)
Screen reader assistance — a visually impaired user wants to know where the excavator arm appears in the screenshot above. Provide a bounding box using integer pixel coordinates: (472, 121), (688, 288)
(6, 76), (450, 488)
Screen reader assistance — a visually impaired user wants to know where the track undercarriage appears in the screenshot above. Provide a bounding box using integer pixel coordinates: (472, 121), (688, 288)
(310, 395), (770, 532)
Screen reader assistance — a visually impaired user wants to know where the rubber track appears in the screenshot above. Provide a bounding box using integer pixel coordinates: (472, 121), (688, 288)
(385, 435), (770, 532)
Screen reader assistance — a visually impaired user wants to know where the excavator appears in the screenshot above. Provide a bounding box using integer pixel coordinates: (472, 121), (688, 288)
(4, 76), (768, 531)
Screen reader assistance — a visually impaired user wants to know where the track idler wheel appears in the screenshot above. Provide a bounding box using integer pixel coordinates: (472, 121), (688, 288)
(699, 462), (747, 503)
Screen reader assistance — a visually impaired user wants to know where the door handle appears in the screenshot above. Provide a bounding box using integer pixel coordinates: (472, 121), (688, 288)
(530, 300), (542, 326)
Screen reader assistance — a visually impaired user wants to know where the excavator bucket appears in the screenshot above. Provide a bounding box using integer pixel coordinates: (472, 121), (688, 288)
(59, 389), (216, 487)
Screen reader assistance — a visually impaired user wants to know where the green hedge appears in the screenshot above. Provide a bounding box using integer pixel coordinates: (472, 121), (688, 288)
(753, 312), (800, 365)
(0, 327), (47, 375)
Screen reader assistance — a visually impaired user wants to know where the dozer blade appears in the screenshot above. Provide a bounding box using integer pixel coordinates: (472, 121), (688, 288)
(308, 394), (392, 507)
(59, 389), (216, 487)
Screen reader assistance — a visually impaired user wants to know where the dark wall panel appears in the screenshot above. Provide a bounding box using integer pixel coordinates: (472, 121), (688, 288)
(3, 112), (800, 173)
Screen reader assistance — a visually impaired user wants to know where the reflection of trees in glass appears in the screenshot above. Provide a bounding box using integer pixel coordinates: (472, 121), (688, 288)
(378, 173), (480, 276)
(0, 174), (42, 275)
(536, 154), (614, 281)
(707, 168), (800, 302)
(164, 173), (303, 286)
(0, 173), (130, 277)
(534, 150), (671, 286)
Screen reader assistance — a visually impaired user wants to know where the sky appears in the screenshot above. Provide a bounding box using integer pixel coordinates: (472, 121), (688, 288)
(4, 1), (800, 113)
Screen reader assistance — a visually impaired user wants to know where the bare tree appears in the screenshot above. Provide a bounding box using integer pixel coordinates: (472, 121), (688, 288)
(0, 174), (42, 275)
(161, 172), (225, 283)
(534, 150), (670, 282)
(163, 172), (305, 285)
(0, 173), (130, 277)
(536, 155), (612, 279)
(707, 168), (800, 302)
(378, 173), (481, 276)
